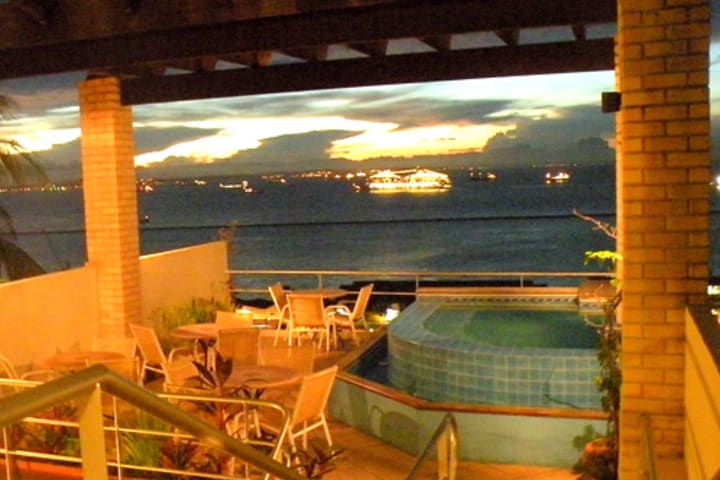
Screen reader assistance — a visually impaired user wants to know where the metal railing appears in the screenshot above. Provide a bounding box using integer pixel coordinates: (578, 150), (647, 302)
(405, 413), (459, 480)
(228, 268), (614, 299)
(0, 366), (306, 480)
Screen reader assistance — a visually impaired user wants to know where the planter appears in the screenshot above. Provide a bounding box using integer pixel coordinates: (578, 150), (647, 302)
(0, 459), (82, 480)
(573, 437), (618, 480)
(0, 459), (150, 480)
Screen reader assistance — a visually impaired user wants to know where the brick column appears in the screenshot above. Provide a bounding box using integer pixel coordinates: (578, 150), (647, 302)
(616, 1), (711, 478)
(79, 77), (141, 338)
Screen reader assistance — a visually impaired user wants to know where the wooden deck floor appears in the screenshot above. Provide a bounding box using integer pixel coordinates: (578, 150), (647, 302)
(260, 329), (579, 480)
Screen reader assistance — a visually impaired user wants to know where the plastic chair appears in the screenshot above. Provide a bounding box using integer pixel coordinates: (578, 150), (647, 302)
(215, 310), (255, 327)
(261, 365), (338, 451)
(91, 335), (139, 381)
(216, 327), (260, 366)
(129, 324), (191, 385)
(327, 283), (373, 345)
(0, 353), (56, 393)
(238, 282), (289, 328)
(283, 293), (333, 351)
(270, 283), (292, 345)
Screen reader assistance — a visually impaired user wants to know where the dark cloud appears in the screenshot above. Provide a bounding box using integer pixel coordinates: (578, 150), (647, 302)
(485, 104), (615, 151)
(33, 140), (82, 181)
(139, 130), (356, 177)
(134, 126), (222, 154)
(0, 73), (82, 116)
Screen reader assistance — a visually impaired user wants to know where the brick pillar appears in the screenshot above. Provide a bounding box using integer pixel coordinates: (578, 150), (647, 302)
(79, 77), (141, 338)
(616, 1), (711, 478)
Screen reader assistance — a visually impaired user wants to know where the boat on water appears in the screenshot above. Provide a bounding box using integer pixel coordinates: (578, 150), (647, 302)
(219, 180), (257, 193)
(544, 170), (570, 184)
(468, 168), (497, 181)
(358, 168), (452, 193)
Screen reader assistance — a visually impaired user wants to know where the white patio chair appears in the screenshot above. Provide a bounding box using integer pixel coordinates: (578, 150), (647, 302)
(283, 293), (333, 351)
(129, 324), (192, 386)
(327, 283), (373, 345)
(260, 365), (338, 451)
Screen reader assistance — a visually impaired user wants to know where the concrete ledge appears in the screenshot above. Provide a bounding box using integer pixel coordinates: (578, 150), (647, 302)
(415, 286), (578, 298)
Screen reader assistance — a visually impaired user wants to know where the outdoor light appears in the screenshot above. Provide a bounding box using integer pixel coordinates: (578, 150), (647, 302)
(385, 305), (400, 321)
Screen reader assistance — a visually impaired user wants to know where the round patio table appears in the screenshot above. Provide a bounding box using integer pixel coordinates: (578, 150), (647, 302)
(224, 364), (302, 398)
(171, 323), (267, 371)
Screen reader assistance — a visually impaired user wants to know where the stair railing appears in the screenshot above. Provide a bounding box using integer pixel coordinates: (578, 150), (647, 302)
(0, 364), (306, 480)
(404, 413), (459, 480)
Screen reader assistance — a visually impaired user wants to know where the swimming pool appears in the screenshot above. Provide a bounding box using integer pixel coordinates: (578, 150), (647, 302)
(388, 295), (603, 409)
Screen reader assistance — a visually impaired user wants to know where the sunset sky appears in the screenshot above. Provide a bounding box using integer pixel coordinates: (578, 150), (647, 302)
(1, 16), (719, 181)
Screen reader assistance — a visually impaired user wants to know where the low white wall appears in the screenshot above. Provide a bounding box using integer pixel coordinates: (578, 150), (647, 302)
(685, 306), (720, 480)
(0, 265), (98, 370)
(139, 241), (230, 322)
(0, 241), (230, 371)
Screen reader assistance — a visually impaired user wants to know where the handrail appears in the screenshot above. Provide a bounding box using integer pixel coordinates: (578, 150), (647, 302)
(640, 413), (657, 480)
(0, 365), (307, 480)
(404, 413), (459, 480)
(228, 268), (615, 296)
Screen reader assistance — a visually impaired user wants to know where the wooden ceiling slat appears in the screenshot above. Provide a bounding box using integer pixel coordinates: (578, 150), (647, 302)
(121, 39), (615, 105)
(0, 0), (615, 80)
(348, 40), (389, 57)
(572, 25), (587, 41)
(421, 35), (452, 52)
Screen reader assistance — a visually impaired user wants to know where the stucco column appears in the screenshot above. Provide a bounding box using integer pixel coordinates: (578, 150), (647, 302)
(616, 1), (711, 478)
(79, 77), (141, 338)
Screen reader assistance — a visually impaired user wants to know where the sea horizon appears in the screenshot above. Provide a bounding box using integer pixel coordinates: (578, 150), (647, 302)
(5, 162), (719, 279)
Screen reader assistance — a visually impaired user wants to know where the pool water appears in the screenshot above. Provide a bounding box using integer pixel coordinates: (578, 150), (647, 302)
(387, 298), (604, 408)
(423, 306), (600, 349)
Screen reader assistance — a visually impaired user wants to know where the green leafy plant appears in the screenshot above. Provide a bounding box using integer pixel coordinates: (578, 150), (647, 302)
(149, 297), (232, 351)
(574, 210), (621, 480)
(287, 438), (345, 479)
(121, 411), (168, 477)
(160, 436), (227, 478)
(0, 94), (49, 280)
(20, 403), (80, 457)
(121, 410), (229, 479)
(573, 296), (620, 480)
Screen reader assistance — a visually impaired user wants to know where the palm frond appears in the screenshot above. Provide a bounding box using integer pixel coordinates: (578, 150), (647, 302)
(0, 139), (48, 186)
(0, 93), (49, 279)
(0, 237), (45, 280)
(0, 203), (15, 237)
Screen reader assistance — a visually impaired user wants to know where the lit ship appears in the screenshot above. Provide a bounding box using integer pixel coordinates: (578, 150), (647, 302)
(360, 168), (452, 193)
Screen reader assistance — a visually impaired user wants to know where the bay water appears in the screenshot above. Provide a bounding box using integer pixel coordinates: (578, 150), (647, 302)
(5, 163), (716, 281)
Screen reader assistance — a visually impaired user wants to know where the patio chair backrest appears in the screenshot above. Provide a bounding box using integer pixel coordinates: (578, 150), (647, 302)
(217, 327), (259, 366)
(352, 283), (374, 319)
(292, 365), (338, 425)
(269, 282), (288, 313)
(129, 324), (167, 367)
(287, 294), (328, 328)
(215, 310), (254, 326)
(163, 355), (198, 391)
(0, 353), (18, 379)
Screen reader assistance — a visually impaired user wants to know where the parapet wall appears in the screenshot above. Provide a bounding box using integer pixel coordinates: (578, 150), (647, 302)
(0, 241), (229, 371)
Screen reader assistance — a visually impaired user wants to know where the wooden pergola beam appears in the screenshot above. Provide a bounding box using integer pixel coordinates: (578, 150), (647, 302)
(121, 39), (615, 105)
(0, 0), (615, 80)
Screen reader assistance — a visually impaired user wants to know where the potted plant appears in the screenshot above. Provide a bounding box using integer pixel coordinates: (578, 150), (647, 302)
(149, 297), (232, 352)
(573, 294), (621, 480)
(572, 211), (621, 480)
